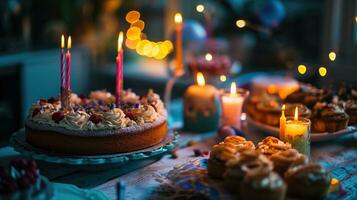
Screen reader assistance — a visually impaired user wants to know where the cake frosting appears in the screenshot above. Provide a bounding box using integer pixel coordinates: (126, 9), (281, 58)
(26, 89), (167, 135)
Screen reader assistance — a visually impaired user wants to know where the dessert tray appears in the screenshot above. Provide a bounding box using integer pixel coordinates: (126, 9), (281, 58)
(10, 129), (177, 166)
(247, 117), (357, 142)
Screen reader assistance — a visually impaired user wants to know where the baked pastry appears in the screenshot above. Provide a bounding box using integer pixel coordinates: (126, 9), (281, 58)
(285, 84), (324, 108)
(270, 149), (305, 176)
(312, 102), (349, 133)
(285, 161), (331, 199)
(240, 168), (286, 200)
(344, 100), (357, 125)
(257, 136), (292, 157)
(0, 159), (53, 200)
(224, 150), (271, 193)
(25, 89), (168, 155)
(256, 101), (310, 126)
(208, 136), (255, 178)
(246, 93), (281, 122)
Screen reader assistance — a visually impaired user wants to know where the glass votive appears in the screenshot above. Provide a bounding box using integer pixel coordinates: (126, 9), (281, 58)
(219, 87), (249, 130)
(284, 117), (311, 156)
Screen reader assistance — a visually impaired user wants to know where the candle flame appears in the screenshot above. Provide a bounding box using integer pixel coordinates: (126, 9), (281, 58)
(196, 72), (205, 86)
(61, 35), (65, 48)
(118, 32), (124, 52)
(230, 82), (237, 97)
(67, 36), (72, 49)
(282, 104), (286, 111)
(294, 107), (298, 120)
(174, 13), (182, 24)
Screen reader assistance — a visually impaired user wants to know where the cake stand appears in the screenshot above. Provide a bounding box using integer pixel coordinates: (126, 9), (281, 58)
(10, 129), (178, 167)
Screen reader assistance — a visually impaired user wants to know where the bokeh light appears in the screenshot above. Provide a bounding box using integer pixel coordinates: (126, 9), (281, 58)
(126, 10), (140, 23)
(126, 27), (141, 40)
(236, 19), (246, 28)
(220, 75), (227, 82)
(131, 20), (145, 30)
(196, 4), (204, 13)
(205, 53), (213, 61)
(297, 64), (307, 75)
(319, 66), (327, 77)
(328, 51), (336, 61)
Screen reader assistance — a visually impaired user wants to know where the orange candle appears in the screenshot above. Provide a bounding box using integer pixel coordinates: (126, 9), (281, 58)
(174, 13), (183, 76)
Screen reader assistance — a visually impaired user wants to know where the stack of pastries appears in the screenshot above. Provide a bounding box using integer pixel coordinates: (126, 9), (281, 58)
(246, 83), (357, 133)
(207, 136), (331, 200)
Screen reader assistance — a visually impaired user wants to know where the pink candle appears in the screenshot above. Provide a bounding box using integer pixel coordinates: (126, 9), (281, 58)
(116, 32), (124, 106)
(60, 35), (65, 89)
(174, 13), (183, 76)
(65, 36), (71, 91)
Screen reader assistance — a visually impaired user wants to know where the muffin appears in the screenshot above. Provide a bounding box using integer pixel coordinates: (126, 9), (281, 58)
(246, 94), (281, 122)
(285, 161), (331, 199)
(241, 170), (286, 200)
(312, 102), (349, 133)
(285, 84), (324, 108)
(208, 136), (255, 178)
(270, 149), (305, 176)
(343, 100), (357, 125)
(257, 136), (292, 157)
(256, 102), (311, 127)
(224, 150), (271, 193)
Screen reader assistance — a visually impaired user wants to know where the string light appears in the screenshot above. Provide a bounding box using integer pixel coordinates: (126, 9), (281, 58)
(236, 20), (246, 28)
(297, 64), (307, 75)
(328, 51), (336, 61)
(319, 66), (327, 77)
(126, 11), (140, 23)
(220, 75), (227, 82)
(205, 53), (213, 61)
(196, 4), (204, 13)
(355, 16), (357, 22)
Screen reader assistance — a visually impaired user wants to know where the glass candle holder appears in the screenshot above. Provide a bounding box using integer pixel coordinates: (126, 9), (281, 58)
(284, 117), (311, 156)
(219, 87), (249, 130)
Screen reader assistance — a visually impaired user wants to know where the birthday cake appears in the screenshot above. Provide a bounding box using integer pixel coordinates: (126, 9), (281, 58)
(25, 89), (168, 155)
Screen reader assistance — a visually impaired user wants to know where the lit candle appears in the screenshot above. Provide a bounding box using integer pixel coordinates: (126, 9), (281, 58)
(220, 82), (249, 130)
(183, 72), (220, 132)
(279, 104), (286, 140)
(65, 36), (71, 91)
(116, 32), (124, 106)
(284, 107), (311, 155)
(60, 34), (65, 89)
(174, 13), (183, 76)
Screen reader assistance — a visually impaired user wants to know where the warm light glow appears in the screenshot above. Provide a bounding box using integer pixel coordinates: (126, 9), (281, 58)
(220, 75), (227, 82)
(331, 178), (339, 185)
(196, 4), (205, 13)
(61, 35), (65, 48)
(241, 112), (247, 121)
(196, 72), (205, 86)
(174, 13), (183, 24)
(230, 82), (237, 97)
(319, 66), (327, 77)
(67, 36), (72, 49)
(126, 10), (140, 23)
(329, 51), (336, 61)
(131, 20), (145, 30)
(126, 27), (141, 40)
(118, 32), (123, 52)
(205, 53), (213, 61)
(267, 84), (278, 94)
(282, 104), (286, 111)
(298, 64), (307, 74)
(236, 20), (246, 28)
(355, 16), (357, 22)
(294, 107), (298, 120)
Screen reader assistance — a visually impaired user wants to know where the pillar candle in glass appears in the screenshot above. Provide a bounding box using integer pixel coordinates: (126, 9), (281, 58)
(220, 82), (249, 130)
(284, 107), (311, 155)
(183, 72), (220, 132)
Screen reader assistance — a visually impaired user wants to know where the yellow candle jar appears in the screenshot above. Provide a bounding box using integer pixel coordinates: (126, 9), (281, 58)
(284, 116), (311, 155)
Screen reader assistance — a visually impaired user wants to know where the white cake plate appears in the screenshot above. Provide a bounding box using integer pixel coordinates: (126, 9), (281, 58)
(10, 129), (177, 166)
(247, 117), (357, 142)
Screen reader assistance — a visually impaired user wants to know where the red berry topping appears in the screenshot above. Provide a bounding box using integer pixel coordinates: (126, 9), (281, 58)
(32, 108), (41, 117)
(52, 112), (65, 123)
(17, 176), (31, 190)
(125, 112), (135, 120)
(89, 114), (102, 124)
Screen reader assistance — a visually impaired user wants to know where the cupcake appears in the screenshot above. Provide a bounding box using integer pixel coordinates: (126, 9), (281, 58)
(270, 149), (305, 176)
(256, 102), (311, 127)
(285, 84), (324, 108)
(240, 169), (286, 200)
(224, 150), (271, 193)
(257, 136), (292, 157)
(344, 100), (357, 125)
(285, 161), (331, 199)
(312, 102), (349, 133)
(208, 136), (255, 179)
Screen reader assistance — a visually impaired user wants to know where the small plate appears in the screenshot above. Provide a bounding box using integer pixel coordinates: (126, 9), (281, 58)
(10, 129), (177, 166)
(247, 117), (357, 142)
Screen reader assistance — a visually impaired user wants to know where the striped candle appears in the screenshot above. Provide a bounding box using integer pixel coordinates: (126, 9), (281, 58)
(116, 32), (124, 106)
(65, 36), (71, 91)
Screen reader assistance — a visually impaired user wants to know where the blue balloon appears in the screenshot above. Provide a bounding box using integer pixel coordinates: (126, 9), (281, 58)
(254, 0), (285, 28)
(171, 20), (207, 42)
